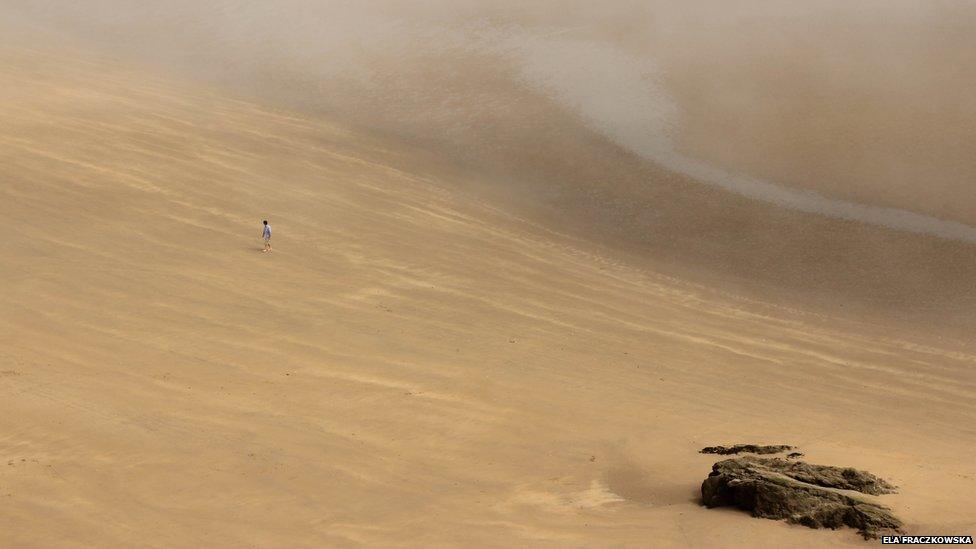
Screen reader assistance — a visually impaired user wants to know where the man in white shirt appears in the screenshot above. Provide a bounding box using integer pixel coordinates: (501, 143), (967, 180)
(262, 220), (272, 253)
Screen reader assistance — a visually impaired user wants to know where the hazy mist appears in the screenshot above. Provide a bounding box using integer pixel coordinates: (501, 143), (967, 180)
(6, 0), (975, 237)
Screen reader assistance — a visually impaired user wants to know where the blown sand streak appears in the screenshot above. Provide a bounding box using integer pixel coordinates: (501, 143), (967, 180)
(2, 48), (975, 547)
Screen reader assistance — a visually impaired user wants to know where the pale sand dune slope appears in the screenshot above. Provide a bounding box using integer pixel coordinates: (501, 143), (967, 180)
(2, 48), (975, 547)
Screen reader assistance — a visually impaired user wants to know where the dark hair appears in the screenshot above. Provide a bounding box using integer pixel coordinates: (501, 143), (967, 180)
(263, 220), (268, 225)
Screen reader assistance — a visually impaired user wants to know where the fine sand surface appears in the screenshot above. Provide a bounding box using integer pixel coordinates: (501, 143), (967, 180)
(7, 1), (976, 334)
(2, 45), (976, 548)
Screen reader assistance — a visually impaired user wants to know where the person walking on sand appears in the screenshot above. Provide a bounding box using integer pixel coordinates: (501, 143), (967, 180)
(262, 220), (272, 253)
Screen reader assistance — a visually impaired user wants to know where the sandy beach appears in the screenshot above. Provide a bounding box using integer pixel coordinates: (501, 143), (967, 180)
(2, 4), (976, 547)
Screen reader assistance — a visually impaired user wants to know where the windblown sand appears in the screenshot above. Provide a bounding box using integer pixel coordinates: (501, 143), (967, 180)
(2, 46), (975, 547)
